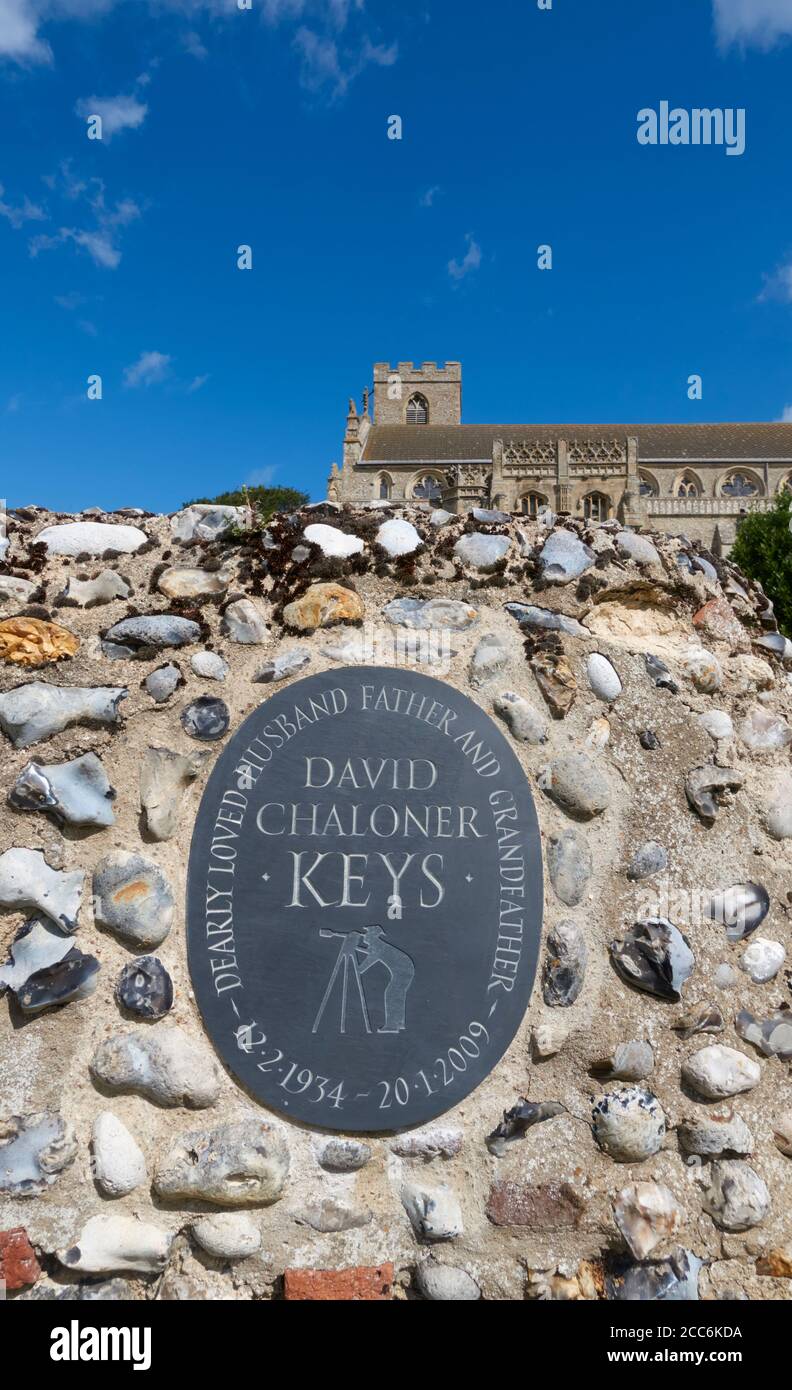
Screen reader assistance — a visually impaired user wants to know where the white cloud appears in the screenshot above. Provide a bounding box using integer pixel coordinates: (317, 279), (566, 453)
(246, 466), (277, 486)
(182, 29), (207, 59)
(713, 0), (792, 50)
(759, 261), (792, 302)
(74, 92), (148, 140)
(123, 350), (172, 388)
(293, 25), (396, 96)
(0, 181), (46, 228)
(420, 185), (441, 208)
(28, 182), (141, 268)
(780, 405), (792, 421)
(0, 0), (51, 64)
(187, 373), (209, 392)
(448, 233), (482, 282)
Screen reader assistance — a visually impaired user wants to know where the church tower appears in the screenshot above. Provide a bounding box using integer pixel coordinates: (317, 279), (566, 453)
(372, 361), (462, 427)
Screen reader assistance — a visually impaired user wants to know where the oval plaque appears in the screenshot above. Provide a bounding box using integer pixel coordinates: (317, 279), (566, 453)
(186, 667), (543, 1132)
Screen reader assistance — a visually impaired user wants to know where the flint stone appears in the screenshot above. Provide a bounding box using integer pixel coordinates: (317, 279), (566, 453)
(116, 956), (174, 1020)
(678, 1108), (753, 1159)
(104, 615), (201, 649)
(401, 1182), (463, 1241)
(304, 523), (364, 558)
(685, 764), (744, 824)
(140, 745), (212, 841)
(376, 518), (422, 556)
(546, 828), (592, 907)
(16, 949), (100, 1013)
(774, 1111), (792, 1157)
(532, 1021), (570, 1058)
(180, 696), (230, 741)
(607, 1249), (702, 1302)
(0, 848), (83, 933)
(8, 752), (116, 827)
(318, 1138), (371, 1172)
(615, 532), (661, 566)
(0, 1112), (77, 1195)
(592, 1087), (667, 1163)
(739, 938), (785, 983)
(101, 641), (136, 660)
(91, 1026), (221, 1108)
(766, 795), (792, 840)
(543, 919), (587, 1007)
(493, 690), (547, 745)
(93, 851), (174, 948)
(472, 507), (511, 524)
(504, 603), (588, 637)
(295, 1199), (372, 1233)
(170, 505), (245, 541)
(610, 919), (694, 1001)
(755, 632), (792, 661)
(699, 709), (734, 741)
(540, 753), (610, 819)
(253, 649), (311, 683)
(0, 576), (37, 606)
(613, 1182), (682, 1260)
(429, 509), (454, 528)
(0, 916), (73, 995)
(383, 597), (478, 630)
(0, 681), (126, 749)
(738, 706), (792, 753)
(470, 634), (511, 688)
(192, 1213), (261, 1260)
(682, 649), (722, 693)
(416, 1262), (480, 1301)
(191, 650), (229, 681)
(486, 1101), (566, 1156)
(681, 1045), (760, 1100)
(453, 532), (510, 570)
(60, 1214), (171, 1274)
(36, 522), (147, 556)
(91, 1112), (147, 1197)
(594, 1041), (655, 1082)
(626, 842), (668, 881)
(391, 1127), (464, 1160)
(702, 1161), (770, 1232)
(539, 530), (595, 584)
(56, 571), (131, 607)
(154, 1119), (290, 1205)
(282, 583), (363, 630)
(587, 653), (622, 702)
(157, 567), (231, 600)
(144, 663), (182, 703)
(736, 1006), (792, 1060)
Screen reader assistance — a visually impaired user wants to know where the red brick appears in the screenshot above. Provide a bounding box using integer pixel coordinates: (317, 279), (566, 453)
(0, 1228), (41, 1291)
(486, 1180), (586, 1230)
(284, 1264), (394, 1301)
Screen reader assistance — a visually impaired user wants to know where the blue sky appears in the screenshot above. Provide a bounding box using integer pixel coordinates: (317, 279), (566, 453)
(3, 0), (792, 512)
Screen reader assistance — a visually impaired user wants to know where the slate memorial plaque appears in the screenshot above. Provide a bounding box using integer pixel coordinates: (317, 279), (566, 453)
(186, 667), (543, 1132)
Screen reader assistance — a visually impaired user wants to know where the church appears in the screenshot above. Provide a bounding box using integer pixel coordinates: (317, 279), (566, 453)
(327, 361), (792, 554)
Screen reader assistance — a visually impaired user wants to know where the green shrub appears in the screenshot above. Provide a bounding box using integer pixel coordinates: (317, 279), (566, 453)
(730, 491), (792, 637)
(183, 484), (309, 522)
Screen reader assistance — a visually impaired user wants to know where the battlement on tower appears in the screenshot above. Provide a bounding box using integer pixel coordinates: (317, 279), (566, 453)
(372, 361), (462, 425)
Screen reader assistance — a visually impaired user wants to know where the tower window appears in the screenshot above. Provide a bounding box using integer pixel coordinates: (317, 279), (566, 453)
(406, 394), (429, 425)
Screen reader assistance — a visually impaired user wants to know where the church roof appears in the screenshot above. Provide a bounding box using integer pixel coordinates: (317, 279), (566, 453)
(360, 423), (792, 464)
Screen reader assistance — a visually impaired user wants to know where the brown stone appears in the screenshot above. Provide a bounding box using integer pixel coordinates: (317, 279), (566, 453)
(530, 651), (577, 718)
(284, 1263), (394, 1300)
(0, 616), (79, 667)
(693, 597), (749, 651)
(0, 1227), (41, 1290)
(487, 1180), (587, 1230)
(282, 583), (364, 631)
(756, 1247), (792, 1278)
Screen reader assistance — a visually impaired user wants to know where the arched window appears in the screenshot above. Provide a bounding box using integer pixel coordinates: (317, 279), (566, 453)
(406, 394), (429, 425)
(675, 471), (702, 498)
(721, 471), (760, 498)
(412, 474), (443, 502)
(583, 491), (609, 522)
(638, 471), (658, 497)
(378, 474), (392, 500)
(520, 491), (548, 518)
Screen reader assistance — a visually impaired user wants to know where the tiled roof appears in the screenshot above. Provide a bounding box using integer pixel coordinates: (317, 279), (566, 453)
(360, 423), (792, 463)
